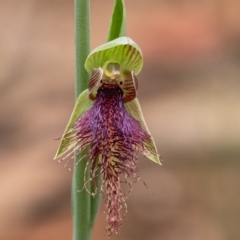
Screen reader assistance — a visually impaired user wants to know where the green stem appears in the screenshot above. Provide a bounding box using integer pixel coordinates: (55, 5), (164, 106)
(72, 0), (91, 240)
(75, 0), (90, 95)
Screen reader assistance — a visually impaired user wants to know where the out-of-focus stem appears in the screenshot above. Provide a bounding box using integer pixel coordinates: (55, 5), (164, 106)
(72, 0), (91, 240)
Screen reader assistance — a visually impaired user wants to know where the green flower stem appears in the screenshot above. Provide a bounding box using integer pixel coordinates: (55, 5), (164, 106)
(72, 0), (91, 240)
(75, 0), (90, 95)
(72, 150), (91, 240)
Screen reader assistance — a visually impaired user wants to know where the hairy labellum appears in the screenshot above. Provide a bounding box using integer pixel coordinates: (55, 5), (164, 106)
(73, 85), (150, 235)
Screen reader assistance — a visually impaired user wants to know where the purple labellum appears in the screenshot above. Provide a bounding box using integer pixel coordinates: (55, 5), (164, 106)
(73, 85), (150, 236)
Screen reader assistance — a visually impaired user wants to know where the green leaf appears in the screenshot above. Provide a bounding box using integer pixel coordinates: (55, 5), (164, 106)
(107, 0), (126, 42)
(124, 98), (161, 165)
(85, 36), (143, 75)
(54, 89), (93, 159)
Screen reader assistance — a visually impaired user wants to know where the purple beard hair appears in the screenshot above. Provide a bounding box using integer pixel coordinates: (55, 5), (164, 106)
(73, 85), (150, 236)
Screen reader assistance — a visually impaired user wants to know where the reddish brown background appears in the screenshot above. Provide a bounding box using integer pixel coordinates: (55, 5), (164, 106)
(1, 0), (240, 239)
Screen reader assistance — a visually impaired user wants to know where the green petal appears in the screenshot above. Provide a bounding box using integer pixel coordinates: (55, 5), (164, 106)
(85, 37), (143, 75)
(54, 89), (93, 159)
(124, 98), (161, 165)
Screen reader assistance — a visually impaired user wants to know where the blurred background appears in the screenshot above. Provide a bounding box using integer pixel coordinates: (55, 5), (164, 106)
(1, 0), (240, 239)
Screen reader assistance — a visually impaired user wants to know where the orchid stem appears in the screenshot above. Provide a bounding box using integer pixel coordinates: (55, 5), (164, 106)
(72, 0), (91, 240)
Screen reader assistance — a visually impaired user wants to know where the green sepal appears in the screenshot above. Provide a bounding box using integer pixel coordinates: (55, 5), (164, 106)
(54, 89), (93, 159)
(124, 98), (161, 164)
(107, 0), (126, 42)
(85, 37), (143, 75)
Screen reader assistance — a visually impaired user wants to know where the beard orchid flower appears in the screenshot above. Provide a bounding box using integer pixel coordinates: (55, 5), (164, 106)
(54, 37), (161, 236)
